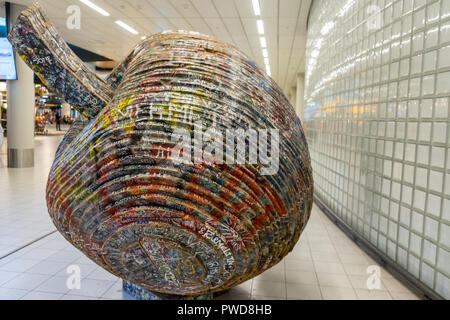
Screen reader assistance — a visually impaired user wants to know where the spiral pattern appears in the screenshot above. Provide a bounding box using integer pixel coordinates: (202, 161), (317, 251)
(10, 4), (313, 296)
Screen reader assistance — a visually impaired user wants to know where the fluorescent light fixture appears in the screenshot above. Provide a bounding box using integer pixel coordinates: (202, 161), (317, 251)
(252, 0), (261, 16)
(259, 36), (267, 48)
(256, 20), (264, 35)
(262, 48), (268, 58)
(264, 57), (269, 65)
(115, 20), (139, 35)
(265, 65), (271, 76)
(79, 0), (110, 16)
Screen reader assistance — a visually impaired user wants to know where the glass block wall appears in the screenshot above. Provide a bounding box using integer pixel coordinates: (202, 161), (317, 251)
(304, 0), (450, 299)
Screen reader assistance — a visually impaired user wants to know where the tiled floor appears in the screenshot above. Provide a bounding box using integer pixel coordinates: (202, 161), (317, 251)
(0, 133), (421, 300)
(0, 127), (68, 258)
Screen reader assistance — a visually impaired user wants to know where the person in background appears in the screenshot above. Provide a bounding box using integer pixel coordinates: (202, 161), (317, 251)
(55, 111), (61, 131)
(0, 122), (4, 150)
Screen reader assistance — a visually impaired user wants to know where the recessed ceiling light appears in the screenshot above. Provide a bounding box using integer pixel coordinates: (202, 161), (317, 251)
(252, 0), (261, 16)
(115, 20), (139, 35)
(262, 48), (268, 58)
(259, 36), (267, 48)
(256, 20), (264, 35)
(79, 0), (110, 16)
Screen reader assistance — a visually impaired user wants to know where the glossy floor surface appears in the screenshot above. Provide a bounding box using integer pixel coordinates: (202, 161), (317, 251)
(0, 132), (421, 300)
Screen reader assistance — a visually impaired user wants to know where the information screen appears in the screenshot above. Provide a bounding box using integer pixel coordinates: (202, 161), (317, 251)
(0, 6), (17, 80)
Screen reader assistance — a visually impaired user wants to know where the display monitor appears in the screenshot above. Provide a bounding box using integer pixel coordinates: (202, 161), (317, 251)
(0, 5), (17, 80)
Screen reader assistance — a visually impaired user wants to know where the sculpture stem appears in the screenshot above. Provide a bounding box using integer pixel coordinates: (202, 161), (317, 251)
(7, 3), (114, 119)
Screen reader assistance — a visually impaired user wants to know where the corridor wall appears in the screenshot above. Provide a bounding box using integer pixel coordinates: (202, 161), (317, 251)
(305, 0), (450, 299)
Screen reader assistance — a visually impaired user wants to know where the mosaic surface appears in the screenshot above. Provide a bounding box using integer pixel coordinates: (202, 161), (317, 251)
(9, 3), (313, 296)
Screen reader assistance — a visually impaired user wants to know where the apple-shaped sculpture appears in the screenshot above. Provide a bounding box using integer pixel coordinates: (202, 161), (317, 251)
(9, 3), (313, 296)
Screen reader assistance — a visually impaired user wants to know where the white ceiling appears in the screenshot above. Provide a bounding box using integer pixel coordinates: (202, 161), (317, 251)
(10, 0), (310, 95)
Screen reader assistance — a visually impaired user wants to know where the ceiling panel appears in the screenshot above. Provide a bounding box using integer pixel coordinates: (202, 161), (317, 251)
(233, 0), (254, 19)
(168, 18), (193, 31)
(187, 18), (214, 35)
(260, 0), (278, 18)
(169, 0), (201, 18)
(279, 0), (301, 18)
(107, 0), (145, 18)
(203, 17), (232, 43)
(147, 0), (181, 18)
(9, 0), (310, 95)
(190, 0), (219, 18)
(126, 0), (164, 18)
(300, 0), (312, 20)
(132, 17), (163, 34)
(212, 0), (238, 18)
(149, 18), (176, 31)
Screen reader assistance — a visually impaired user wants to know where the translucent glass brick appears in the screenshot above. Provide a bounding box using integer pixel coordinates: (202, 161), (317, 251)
(305, 0), (450, 299)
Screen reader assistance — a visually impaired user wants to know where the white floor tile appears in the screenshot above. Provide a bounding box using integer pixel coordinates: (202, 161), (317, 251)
(2, 273), (50, 291)
(382, 277), (416, 294)
(18, 248), (59, 261)
(286, 251), (312, 261)
(100, 281), (134, 300)
(0, 271), (20, 286)
(26, 260), (68, 275)
(46, 251), (81, 263)
(251, 295), (285, 300)
(355, 289), (392, 300)
(20, 291), (64, 300)
(60, 294), (98, 300)
(313, 261), (346, 274)
(34, 276), (70, 294)
(338, 253), (370, 264)
(285, 270), (318, 285)
(253, 269), (285, 282)
(320, 286), (358, 300)
(252, 280), (286, 299)
(85, 267), (120, 282)
(311, 252), (341, 263)
(224, 280), (252, 297)
(286, 283), (322, 300)
(316, 273), (353, 288)
(56, 263), (97, 278)
(343, 263), (373, 276)
(215, 292), (250, 300)
(0, 287), (28, 300)
(0, 259), (40, 273)
(284, 259), (315, 272)
(349, 275), (387, 290)
(67, 279), (115, 298)
(389, 291), (421, 300)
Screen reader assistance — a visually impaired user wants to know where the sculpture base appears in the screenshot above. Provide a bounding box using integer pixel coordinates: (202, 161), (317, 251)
(122, 281), (214, 300)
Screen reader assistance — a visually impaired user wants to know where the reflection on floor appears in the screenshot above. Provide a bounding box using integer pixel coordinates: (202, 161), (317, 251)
(0, 134), (421, 300)
(0, 133), (65, 257)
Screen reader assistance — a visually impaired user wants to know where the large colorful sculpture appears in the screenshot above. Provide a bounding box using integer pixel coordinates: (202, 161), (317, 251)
(9, 3), (313, 296)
